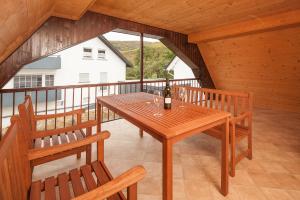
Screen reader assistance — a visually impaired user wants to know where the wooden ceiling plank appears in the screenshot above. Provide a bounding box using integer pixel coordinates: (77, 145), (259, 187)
(188, 9), (300, 43)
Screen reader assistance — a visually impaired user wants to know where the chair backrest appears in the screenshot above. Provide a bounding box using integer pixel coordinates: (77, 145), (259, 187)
(18, 95), (36, 148)
(173, 86), (253, 117)
(0, 116), (31, 200)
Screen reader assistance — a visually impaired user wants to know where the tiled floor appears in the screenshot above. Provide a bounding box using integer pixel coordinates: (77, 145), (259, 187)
(33, 108), (300, 200)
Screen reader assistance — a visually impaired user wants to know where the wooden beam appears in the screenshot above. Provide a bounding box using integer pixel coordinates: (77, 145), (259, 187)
(140, 33), (144, 91)
(0, 12), (214, 88)
(189, 9), (300, 43)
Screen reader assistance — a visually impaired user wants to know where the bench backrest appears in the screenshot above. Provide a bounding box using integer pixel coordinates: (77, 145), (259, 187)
(173, 86), (253, 118)
(18, 95), (36, 148)
(0, 117), (31, 200)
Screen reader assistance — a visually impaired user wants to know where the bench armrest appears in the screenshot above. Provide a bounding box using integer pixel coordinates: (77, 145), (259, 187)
(73, 166), (146, 200)
(31, 120), (97, 139)
(230, 112), (251, 124)
(34, 109), (85, 120)
(28, 131), (110, 160)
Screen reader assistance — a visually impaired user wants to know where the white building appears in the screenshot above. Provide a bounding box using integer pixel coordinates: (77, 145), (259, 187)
(166, 56), (195, 79)
(2, 36), (132, 127)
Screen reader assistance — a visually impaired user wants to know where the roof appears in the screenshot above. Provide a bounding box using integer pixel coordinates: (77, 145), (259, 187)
(24, 56), (61, 69)
(98, 36), (133, 68)
(166, 56), (178, 71)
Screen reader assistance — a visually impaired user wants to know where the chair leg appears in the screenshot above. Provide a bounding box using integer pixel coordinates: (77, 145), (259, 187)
(247, 126), (253, 160)
(86, 145), (92, 164)
(230, 125), (236, 177)
(139, 129), (143, 138)
(77, 152), (81, 159)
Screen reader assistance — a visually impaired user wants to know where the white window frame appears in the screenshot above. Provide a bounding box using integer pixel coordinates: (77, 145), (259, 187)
(45, 74), (55, 87)
(79, 73), (90, 83)
(97, 49), (106, 59)
(83, 47), (93, 59)
(14, 74), (42, 88)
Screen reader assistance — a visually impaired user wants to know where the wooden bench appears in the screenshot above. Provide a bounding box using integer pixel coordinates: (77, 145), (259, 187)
(173, 86), (253, 176)
(0, 116), (146, 200)
(18, 95), (95, 167)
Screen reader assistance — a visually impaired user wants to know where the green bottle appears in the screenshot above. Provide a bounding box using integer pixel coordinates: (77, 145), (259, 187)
(164, 77), (172, 109)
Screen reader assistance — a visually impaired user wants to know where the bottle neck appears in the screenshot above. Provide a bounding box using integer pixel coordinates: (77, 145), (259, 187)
(166, 78), (170, 86)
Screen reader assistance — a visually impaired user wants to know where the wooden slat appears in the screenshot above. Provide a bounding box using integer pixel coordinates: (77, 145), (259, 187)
(58, 173), (71, 200)
(81, 165), (97, 191)
(70, 168), (85, 197)
(91, 161), (121, 200)
(44, 176), (56, 200)
(30, 181), (41, 200)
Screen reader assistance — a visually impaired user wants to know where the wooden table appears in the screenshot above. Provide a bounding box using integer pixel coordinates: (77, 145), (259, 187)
(97, 92), (231, 200)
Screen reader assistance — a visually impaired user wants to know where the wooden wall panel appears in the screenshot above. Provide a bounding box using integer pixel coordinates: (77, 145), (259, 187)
(0, 12), (214, 88)
(198, 25), (300, 112)
(0, 0), (53, 63)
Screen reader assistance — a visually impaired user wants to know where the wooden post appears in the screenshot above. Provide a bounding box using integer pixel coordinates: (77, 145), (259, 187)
(97, 99), (104, 161)
(221, 117), (229, 196)
(163, 139), (173, 200)
(140, 33), (144, 92)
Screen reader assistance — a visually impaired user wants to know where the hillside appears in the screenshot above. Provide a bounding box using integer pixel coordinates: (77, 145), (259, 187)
(109, 41), (175, 79)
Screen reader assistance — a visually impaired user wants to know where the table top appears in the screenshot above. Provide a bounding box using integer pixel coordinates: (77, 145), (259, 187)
(97, 92), (230, 140)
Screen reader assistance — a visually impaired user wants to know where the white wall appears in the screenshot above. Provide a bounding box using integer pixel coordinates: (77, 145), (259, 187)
(167, 57), (195, 79)
(53, 37), (126, 86)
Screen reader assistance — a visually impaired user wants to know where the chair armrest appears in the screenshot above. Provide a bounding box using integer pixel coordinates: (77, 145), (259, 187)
(31, 120), (97, 139)
(230, 112), (251, 124)
(73, 166), (146, 200)
(28, 131), (110, 160)
(34, 109), (85, 120)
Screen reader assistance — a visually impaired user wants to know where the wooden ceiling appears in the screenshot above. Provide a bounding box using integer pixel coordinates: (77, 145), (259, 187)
(90, 0), (300, 33)
(1, 0), (300, 65)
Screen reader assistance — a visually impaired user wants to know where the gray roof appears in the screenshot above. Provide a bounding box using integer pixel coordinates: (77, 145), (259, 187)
(24, 56), (61, 69)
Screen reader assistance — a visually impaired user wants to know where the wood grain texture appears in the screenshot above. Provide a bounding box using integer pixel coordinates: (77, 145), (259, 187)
(198, 25), (300, 112)
(53, 0), (97, 20)
(90, 0), (300, 34)
(0, 12), (213, 88)
(189, 9), (300, 43)
(0, 0), (54, 63)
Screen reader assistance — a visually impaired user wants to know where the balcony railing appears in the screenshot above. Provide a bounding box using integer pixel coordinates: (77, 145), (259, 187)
(0, 78), (201, 139)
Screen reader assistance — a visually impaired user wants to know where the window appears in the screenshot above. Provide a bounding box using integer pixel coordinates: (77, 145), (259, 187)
(99, 72), (108, 91)
(83, 48), (92, 59)
(14, 75), (42, 88)
(79, 73), (90, 83)
(45, 75), (54, 86)
(98, 49), (106, 59)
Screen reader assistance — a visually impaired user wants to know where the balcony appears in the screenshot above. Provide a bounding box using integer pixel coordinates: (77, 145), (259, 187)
(31, 110), (300, 199)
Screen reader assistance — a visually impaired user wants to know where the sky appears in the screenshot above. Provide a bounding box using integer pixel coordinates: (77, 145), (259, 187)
(103, 31), (158, 42)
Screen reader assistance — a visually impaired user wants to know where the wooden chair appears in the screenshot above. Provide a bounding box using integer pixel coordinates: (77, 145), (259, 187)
(173, 86), (253, 177)
(18, 95), (95, 167)
(0, 116), (146, 200)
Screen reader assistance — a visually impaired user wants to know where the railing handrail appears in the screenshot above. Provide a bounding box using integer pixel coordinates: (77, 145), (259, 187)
(0, 78), (200, 93)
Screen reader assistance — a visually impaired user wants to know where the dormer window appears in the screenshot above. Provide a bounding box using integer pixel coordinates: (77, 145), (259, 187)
(83, 48), (92, 59)
(98, 49), (106, 59)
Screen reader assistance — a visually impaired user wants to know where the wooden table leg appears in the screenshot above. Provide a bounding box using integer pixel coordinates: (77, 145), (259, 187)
(97, 100), (104, 161)
(139, 129), (144, 138)
(221, 118), (229, 195)
(163, 139), (173, 200)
